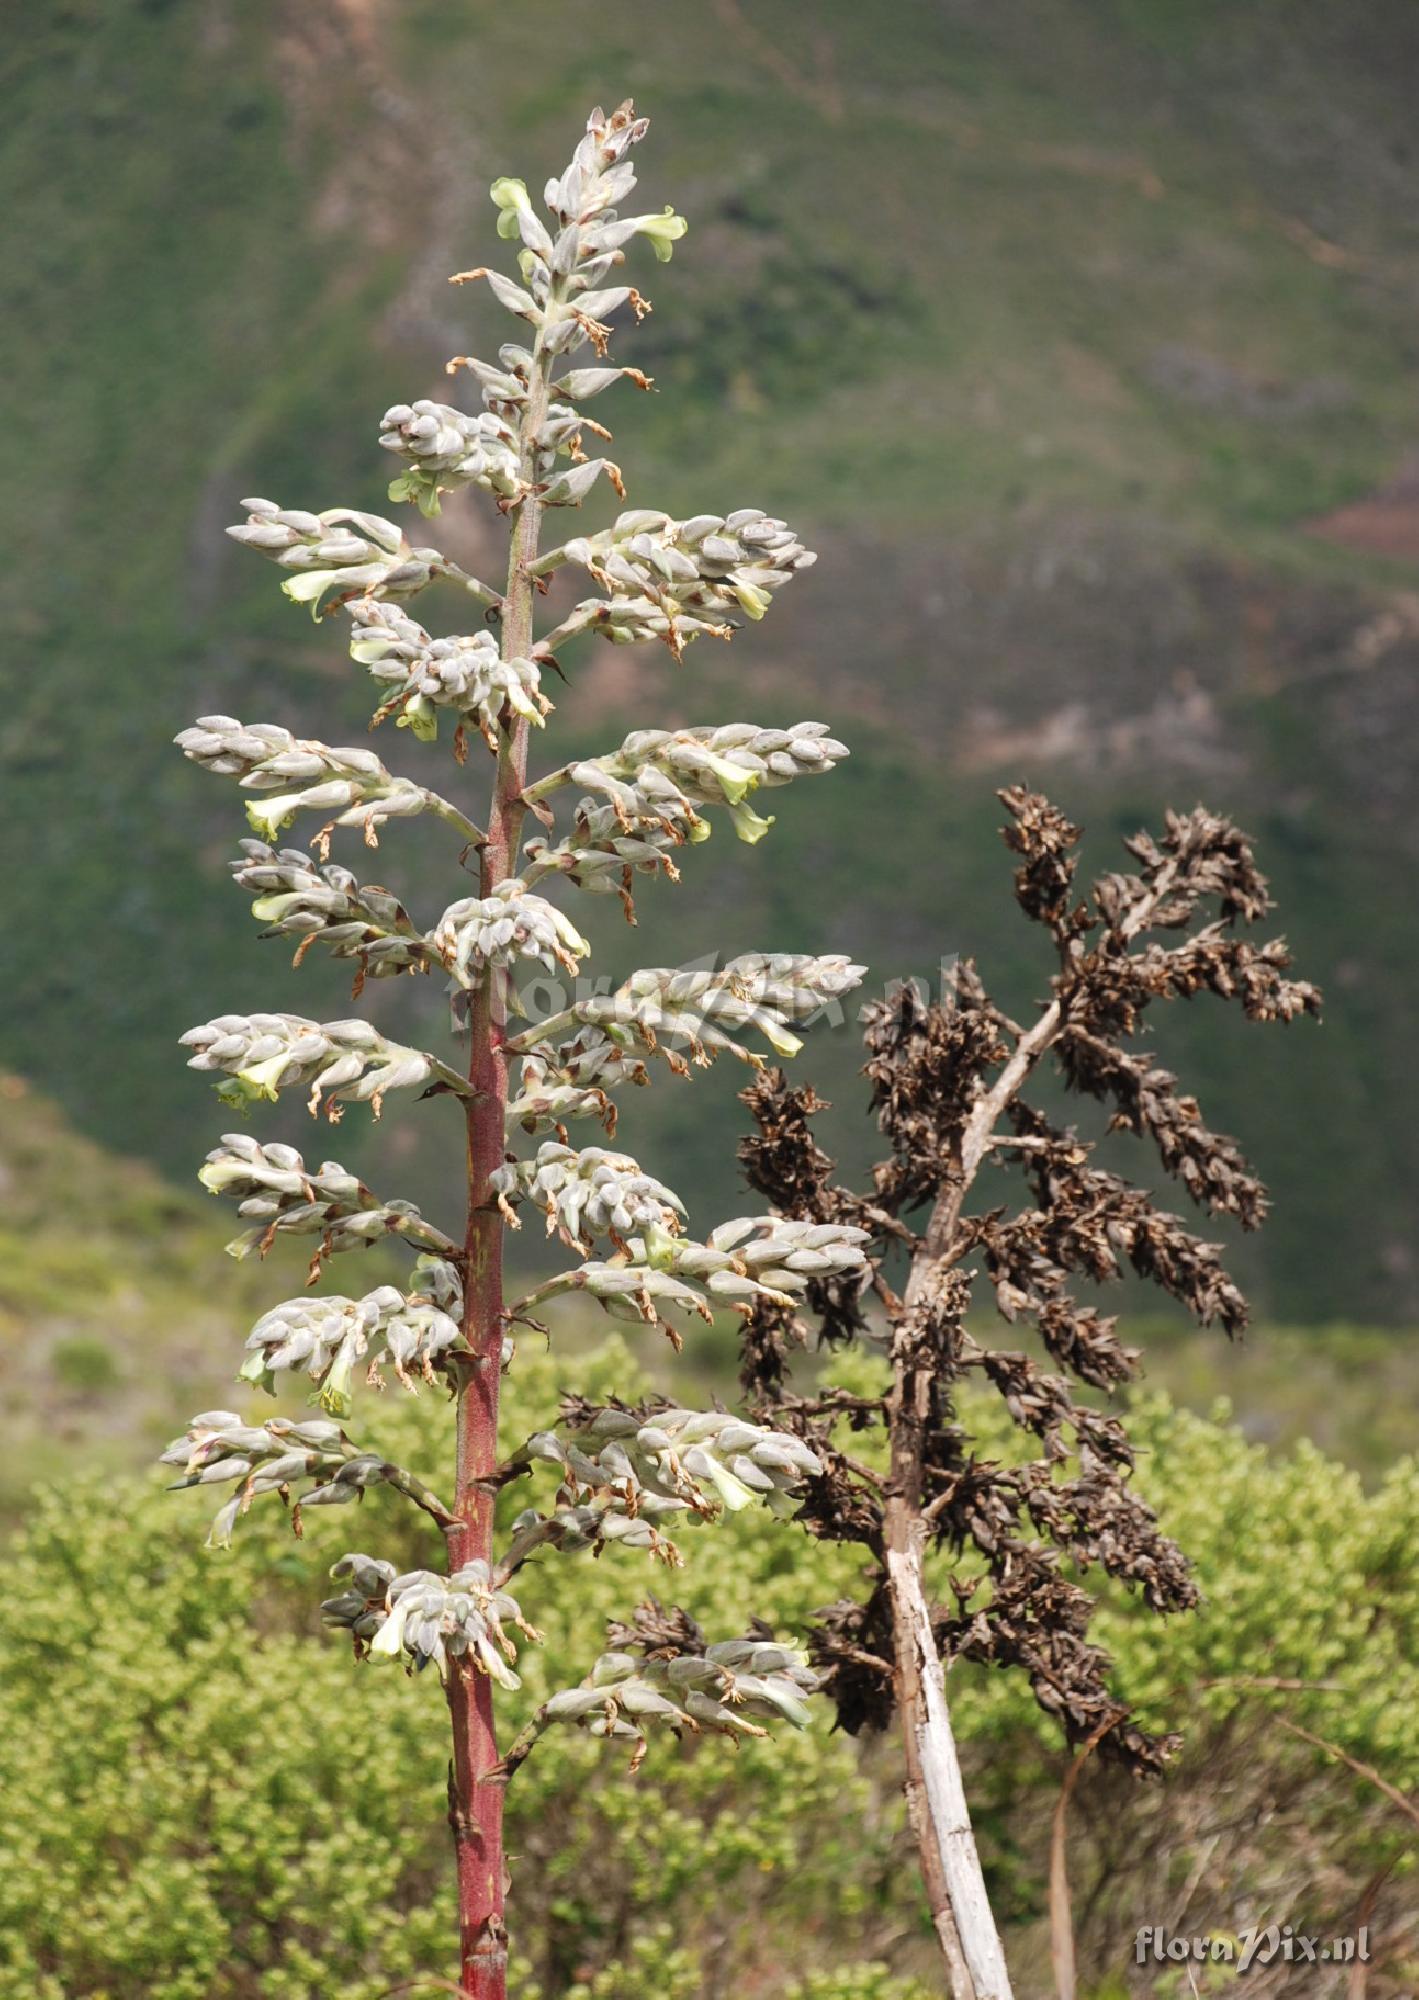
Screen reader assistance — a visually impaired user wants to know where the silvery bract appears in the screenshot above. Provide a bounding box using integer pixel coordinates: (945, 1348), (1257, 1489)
(166, 99), (852, 1976)
(496, 1397), (828, 1573)
(231, 841), (431, 979)
(379, 400), (522, 516)
(511, 1216), (869, 1334)
(522, 801), (681, 919)
(491, 1141), (685, 1250)
(226, 497), (497, 619)
(541, 507), (815, 620)
(512, 955), (866, 1072)
(529, 510), (815, 662)
(534, 765), (710, 847)
(529, 719), (847, 845)
(517, 1403), (822, 1523)
(505, 1026), (653, 1136)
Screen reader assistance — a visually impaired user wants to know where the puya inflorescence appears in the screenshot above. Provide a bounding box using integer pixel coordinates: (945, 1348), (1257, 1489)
(165, 101), (865, 1998)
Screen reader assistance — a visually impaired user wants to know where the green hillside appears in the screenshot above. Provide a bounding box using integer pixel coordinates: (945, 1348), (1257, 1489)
(3, 0), (1417, 1317)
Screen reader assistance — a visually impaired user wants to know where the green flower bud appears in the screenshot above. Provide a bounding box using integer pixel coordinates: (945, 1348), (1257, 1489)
(640, 207), (687, 261)
(490, 176), (530, 239)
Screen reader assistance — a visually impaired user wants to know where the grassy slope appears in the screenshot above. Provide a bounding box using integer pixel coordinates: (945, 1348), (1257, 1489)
(0, 1070), (265, 1505)
(0, 1071), (1410, 1518)
(2, 0), (1416, 1318)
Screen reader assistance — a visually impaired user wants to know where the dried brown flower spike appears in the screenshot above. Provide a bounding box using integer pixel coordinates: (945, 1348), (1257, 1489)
(739, 788), (1320, 1999)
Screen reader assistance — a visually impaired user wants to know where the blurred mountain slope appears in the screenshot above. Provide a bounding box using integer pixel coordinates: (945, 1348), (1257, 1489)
(2, 0), (1415, 1315)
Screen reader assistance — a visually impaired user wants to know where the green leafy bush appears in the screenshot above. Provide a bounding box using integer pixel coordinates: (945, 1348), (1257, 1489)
(1, 1340), (1413, 1997)
(0, 1340), (910, 2000)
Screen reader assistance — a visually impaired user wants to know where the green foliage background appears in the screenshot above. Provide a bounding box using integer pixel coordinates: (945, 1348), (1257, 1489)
(3, 0), (1418, 1319)
(2, 1333), (1414, 1998)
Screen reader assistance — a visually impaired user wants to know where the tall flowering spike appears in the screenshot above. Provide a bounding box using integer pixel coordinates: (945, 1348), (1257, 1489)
(167, 102), (856, 1999)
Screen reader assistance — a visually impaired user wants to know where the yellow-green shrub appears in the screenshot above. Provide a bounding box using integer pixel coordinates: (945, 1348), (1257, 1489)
(1, 1342), (1413, 1998)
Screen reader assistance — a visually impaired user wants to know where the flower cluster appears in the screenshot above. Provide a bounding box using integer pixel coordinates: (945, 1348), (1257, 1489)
(539, 766), (709, 846)
(554, 507), (815, 619)
(348, 600), (550, 751)
(459, 100), (680, 359)
(522, 801), (681, 918)
(432, 880), (591, 985)
(226, 498), (487, 620)
(237, 1260), (465, 1412)
(322, 1555), (538, 1685)
(523, 954), (865, 1070)
(515, 1214), (869, 1337)
(498, 1404), (823, 1573)
(514, 1637), (820, 1773)
(199, 1134), (454, 1267)
(491, 1141), (685, 1250)
(448, 350), (656, 503)
(505, 1026), (652, 1136)
(530, 510), (813, 661)
(439, 109), (688, 523)
(230, 841), (431, 980)
(378, 400), (522, 516)
(180, 1012), (466, 1117)
(518, 1401), (823, 1521)
(159, 1412), (450, 1548)
(176, 717), (437, 849)
(171, 101), (863, 1975)
(537, 719), (847, 845)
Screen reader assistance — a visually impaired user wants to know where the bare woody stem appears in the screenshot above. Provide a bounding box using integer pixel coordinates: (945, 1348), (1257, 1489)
(443, 344), (553, 2000)
(881, 994), (1065, 1999)
(881, 861), (1188, 2000)
(885, 1180), (999, 1999)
